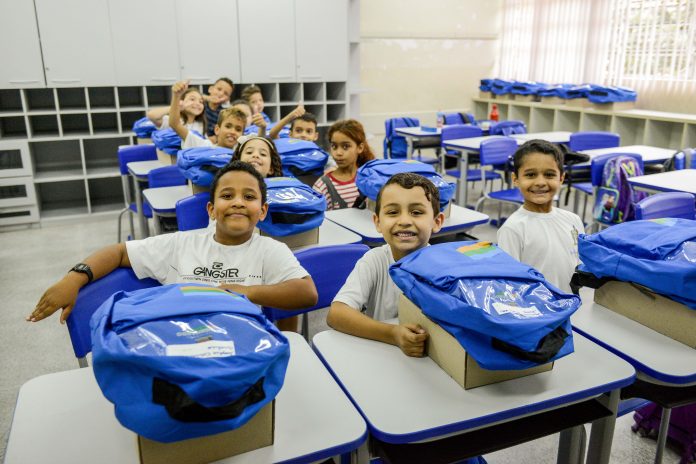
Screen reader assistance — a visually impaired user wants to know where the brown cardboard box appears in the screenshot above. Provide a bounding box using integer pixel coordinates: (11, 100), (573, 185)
(594, 281), (696, 348)
(188, 180), (209, 195)
(588, 101), (635, 111)
(398, 295), (553, 389)
(566, 98), (592, 108)
(366, 198), (452, 218)
(540, 96), (565, 105)
(514, 94), (538, 102)
(479, 91), (493, 99)
(137, 138), (152, 145)
(156, 149), (177, 165)
(138, 400), (274, 464)
(258, 227), (319, 249)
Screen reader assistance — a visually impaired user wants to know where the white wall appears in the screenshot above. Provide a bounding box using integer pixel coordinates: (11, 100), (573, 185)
(358, 0), (502, 153)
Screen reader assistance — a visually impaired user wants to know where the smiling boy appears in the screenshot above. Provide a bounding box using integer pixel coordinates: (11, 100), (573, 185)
(497, 139), (585, 293)
(28, 161), (317, 324)
(327, 173), (445, 356)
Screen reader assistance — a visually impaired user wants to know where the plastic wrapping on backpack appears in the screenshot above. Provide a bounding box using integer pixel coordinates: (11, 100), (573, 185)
(510, 81), (544, 95)
(274, 138), (329, 177)
(152, 128), (204, 155)
(91, 284), (290, 443)
(587, 86), (637, 103)
(559, 84), (593, 99)
(491, 79), (514, 95)
(356, 159), (454, 212)
(479, 79), (493, 92)
(177, 147), (233, 187)
(132, 117), (157, 138)
(578, 218), (696, 309)
(258, 177), (326, 236)
(390, 242), (580, 370)
(537, 83), (574, 98)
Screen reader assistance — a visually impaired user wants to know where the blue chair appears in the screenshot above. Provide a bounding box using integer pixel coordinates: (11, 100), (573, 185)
(176, 192), (210, 231)
(489, 120), (527, 136)
(117, 145), (157, 242)
(474, 138), (524, 225)
(384, 117), (439, 167)
(67, 268), (159, 367)
(634, 192), (696, 220)
(263, 244), (369, 340)
(147, 165), (187, 188)
(568, 131), (620, 151)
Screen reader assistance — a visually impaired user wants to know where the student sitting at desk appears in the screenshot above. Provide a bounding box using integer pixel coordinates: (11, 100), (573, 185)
(202, 77), (234, 143)
(497, 139), (584, 293)
(232, 135), (283, 178)
(327, 173), (445, 357)
(146, 82), (206, 135)
(241, 84), (272, 125)
(231, 98), (268, 138)
(27, 161), (318, 324)
(270, 107), (337, 172)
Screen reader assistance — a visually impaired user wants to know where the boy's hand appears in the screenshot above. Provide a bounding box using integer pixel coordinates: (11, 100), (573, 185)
(392, 324), (428, 357)
(27, 275), (83, 324)
(203, 94), (226, 105)
(290, 105), (305, 119)
(172, 80), (190, 99)
(251, 113), (267, 129)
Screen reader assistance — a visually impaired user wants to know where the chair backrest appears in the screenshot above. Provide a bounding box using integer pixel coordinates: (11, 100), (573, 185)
(67, 268), (159, 364)
(489, 120), (527, 136)
(635, 192), (696, 220)
(569, 131), (620, 151)
(176, 191), (210, 231)
(590, 152), (644, 187)
(440, 124), (483, 144)
(383, 117), (420, 158)
(479, 137), (518, 167)
(443, 112), (476, 125)
(148, 165), (187, 188)
(117, 144), (157, 175)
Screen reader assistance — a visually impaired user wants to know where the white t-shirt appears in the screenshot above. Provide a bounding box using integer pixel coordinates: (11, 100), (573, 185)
(159, 115), (205, 135)
(333, 245), (401, 321)
(182, 131), (214, 149)
(497, 206), (584, 293)
(126, 229), (308, 286)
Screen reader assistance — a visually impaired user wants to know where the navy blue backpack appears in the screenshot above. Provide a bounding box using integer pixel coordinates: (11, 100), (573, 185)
(491, 79), (514, 95)
(356, 159), (454, 212)
(258, 177), (326, 236)
(510, 81), (544, 95)
(132, 117), (157, 139)
(390, 242), (580, 370)
(479, 79), (493, 92)
(383, 117), (419, 159)
(91, 283), (289, 443)
(559, 84), (592, 100)
(587, 85), (637, 103)
(274, 138), (329, 177)
(537, 83), (574, 98)
(578, 218), (696, 309)
(177, 146), (233, 187)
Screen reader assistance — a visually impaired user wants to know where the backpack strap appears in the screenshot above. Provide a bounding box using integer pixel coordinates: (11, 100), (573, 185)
(319, 175), (348, 209)
(459, 112), (474, 124)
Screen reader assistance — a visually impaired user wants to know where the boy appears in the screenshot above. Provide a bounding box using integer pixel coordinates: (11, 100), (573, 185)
(241, 85), (271, 124)
(230, 99), (267, 137)
(497, 139), (585, 293)
(327, 173), (445, 357)
(204, 77), (234, 141)
(269, 105), (317, 141)
(27, 161), (318, 324)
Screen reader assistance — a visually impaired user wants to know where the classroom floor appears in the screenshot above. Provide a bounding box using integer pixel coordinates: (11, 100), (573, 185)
(0, 194), (683, 463)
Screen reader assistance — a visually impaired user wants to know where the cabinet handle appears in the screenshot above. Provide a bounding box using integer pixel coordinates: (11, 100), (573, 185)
(151, 78), (177, 82)
(50, 79), (81, 83)
(299, 75), (323, 80)
(9, 79), (40, 84)
(269, 75), (293, 79)
(188, 77), (211, 81)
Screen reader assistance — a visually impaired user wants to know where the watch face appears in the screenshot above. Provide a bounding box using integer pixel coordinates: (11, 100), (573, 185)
(74, 264), (89, 272)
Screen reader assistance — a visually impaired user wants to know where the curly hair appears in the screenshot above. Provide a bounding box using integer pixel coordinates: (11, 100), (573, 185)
(232, 135), (283, 178)
(374, 172), (440, 216)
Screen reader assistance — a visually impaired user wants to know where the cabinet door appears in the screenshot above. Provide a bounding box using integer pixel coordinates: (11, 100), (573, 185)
(0, 0), (46, 88)
(176, 0), (241, 85)
(108, 0), (181, 86)
(295, 0), (348, 82)
(238, 0), (295, 82)
(35, 0), (116, 87)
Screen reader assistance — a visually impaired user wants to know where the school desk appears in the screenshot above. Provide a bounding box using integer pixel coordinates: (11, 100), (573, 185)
(126, 160), (162, 239)
(628, 169), (696, 195)
(325, 205), (490, 246)
(572, 287), (696, 463)
(4, 332), (367, 464)
(394, 126), (442, 161)
(575, 145), (675, 169)
(313, 328), (635, 464)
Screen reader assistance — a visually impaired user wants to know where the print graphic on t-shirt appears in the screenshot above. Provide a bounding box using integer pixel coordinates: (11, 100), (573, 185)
(185, 261), (245, 284)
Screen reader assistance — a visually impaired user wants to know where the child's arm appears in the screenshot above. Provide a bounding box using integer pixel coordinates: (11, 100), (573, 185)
(168, 80), (190, 140)
(221, 276), (318, 310)
(327, 302), (428, 357)
(269, 105), (305, 139)
(27, 243), (131, 324)
(251, 113), (267, 138)
(146, 106), (170, 128)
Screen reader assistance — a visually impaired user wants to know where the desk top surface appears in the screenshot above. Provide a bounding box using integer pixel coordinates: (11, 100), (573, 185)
(313, 329), (634, 443)
(143, 185), (191, 212)
(628, 169), (696, 194)
(127, 160), (163, 177)
(395, 126), (442, 137)
(511, 131), (573, 142)
(443, 132), (572, 151)
(5, 332), (367, 464)
(572, 288), (696, 384)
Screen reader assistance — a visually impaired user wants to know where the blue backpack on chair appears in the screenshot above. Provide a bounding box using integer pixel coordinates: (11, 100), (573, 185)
(384, 117), (419, 158)
(274, 138), (329, 177)
(152, 128), (204, 155)
(91, 283), (290, 443)
(592, 155), (647, 224)
(177, 146), (233, 188)
(258, 177), (326, 236)
(132, 117), (157, 139)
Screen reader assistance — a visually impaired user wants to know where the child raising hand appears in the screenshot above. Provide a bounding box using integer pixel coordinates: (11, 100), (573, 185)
(146, 80), (206, 137)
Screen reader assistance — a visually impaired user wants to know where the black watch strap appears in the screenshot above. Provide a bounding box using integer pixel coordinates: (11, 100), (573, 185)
(69, 263), (93, 283)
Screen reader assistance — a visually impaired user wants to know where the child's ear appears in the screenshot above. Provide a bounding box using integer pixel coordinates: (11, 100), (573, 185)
(372, 211), (382, 233)
(258, 202), (269, 221)
(214, 125), (220, 136)
(431, 211), (445, 234)
(206, 201), (215, 219)
(357, 143), (365, 154)
(512, 172), (519, 187)
(560, 171), (566, 184)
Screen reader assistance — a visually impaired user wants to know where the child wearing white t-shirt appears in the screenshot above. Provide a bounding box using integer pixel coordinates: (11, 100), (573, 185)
(27, 161), (318, 324)
(497, 139), (584, 293)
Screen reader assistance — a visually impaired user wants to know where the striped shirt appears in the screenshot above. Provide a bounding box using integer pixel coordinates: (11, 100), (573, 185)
(313, 173), (360, 210)
(204, 103), (221, 136)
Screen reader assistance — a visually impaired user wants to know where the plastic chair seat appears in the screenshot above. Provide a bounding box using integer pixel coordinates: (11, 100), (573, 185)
(129, 202), (152, 218)
(488, 188), (524, 204)
(445, 169), (501, 182)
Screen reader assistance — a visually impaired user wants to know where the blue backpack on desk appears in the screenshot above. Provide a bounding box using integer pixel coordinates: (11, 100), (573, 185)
(389, 242), (580, 370)
(578, 219), (696, 309)
(274, 138), (329, 177)
(151, 128), (204, 155)
(177, 146), (233, 187)
(356, 159), (455, 212)
(383, 117), (419, 159)
(91, 283), (290, 443)
(132, 117), (157, 138)
(258, 177), (326, 236)
(592, 155), (646, 224)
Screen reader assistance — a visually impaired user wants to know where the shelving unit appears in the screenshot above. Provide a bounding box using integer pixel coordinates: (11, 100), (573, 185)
(473, 97), (696, 149)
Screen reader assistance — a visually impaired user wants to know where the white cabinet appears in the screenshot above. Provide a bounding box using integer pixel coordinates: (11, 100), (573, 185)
(108, 0), (181, 86)
(34, 0), (116, 87)
(295, 0), (348, 82)
(0, 0), (45, 88)
(238, 0), (296, 83)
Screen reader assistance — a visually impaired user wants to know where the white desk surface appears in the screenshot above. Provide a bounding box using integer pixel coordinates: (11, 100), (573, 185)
(511, 131), (572, 143)
(5, 332), (367, 464)
(325, 205), (489, 243)
(313, 329), (634, 443)
(628, 169), (696, 195)
(394, 127), (441, 137)
(573, 288), (696, 385)
(127, 160), (163, 178)
(578, 145), (674, 166)
(143, 185), (191, 213)
(442, 135), (518, 152)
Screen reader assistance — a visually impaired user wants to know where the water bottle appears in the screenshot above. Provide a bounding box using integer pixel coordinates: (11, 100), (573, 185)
(436, 111), (444, 128)
(489, 104), (499, 122)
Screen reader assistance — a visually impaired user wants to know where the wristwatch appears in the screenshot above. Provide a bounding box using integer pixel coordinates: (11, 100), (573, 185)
(69, 263), (93, 283)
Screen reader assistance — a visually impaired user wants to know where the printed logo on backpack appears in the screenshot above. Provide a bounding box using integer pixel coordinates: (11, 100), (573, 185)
(258, 177), (326, 236)
(274, 138), (329, 177)
(177, 146), (234, 187)
(90, 283), (290, 443)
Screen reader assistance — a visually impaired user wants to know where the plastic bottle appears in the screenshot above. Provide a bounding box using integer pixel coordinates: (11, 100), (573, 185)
(489, 104), (499, 122)
(436, 111), (444, 128)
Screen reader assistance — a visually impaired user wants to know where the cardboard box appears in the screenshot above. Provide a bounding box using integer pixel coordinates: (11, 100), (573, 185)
(588, 101), (635, 111)
(540, 96), (566, 105)
(566, 98), (593, 108)
(138, 400), (274, 464)
(514, 94), (538, 102)
(258, 226), (319, 249)
(594, 281), (696, 348)
(137, 138), (152, 145)
(188, 180), (209, 195)
(156, 149), (177, 165)
(398, 295), (553, 389)
(366, 199), (452, 218)
(479, 91), (493, 99)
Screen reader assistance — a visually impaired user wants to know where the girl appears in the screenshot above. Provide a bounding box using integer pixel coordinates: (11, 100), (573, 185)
(313, 119), (376, 209)
(147, 81), (206, 137)
(232, 135), (283, 178)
